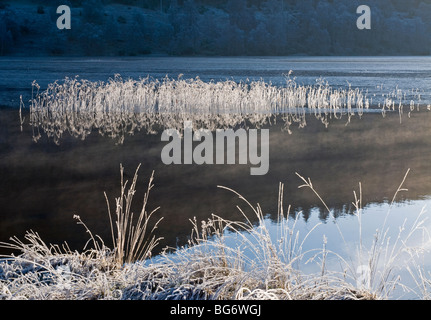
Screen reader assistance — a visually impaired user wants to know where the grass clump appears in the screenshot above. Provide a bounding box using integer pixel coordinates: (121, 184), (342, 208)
(105, 164), (163, 268)
(28, 75), (374, 144)
(1, 165), (430, 300)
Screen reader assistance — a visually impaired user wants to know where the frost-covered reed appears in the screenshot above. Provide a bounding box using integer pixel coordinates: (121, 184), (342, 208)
(28, 75), (374, 144)
(1, 165), (430, 300)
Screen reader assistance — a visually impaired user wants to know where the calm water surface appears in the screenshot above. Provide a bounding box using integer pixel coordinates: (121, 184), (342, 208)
(2, 56), (431, 107)
(1, 56), (431, 298)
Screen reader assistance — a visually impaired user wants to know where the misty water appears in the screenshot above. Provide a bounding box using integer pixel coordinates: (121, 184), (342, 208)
(1, 56), (431, 298)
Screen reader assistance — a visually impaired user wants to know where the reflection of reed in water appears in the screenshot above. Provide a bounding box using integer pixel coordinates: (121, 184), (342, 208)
(29, 75), (375, 144)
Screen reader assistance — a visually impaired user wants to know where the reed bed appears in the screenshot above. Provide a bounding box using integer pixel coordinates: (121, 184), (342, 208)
(1, 165), (430, 300)
(27, 75), (379, 144)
